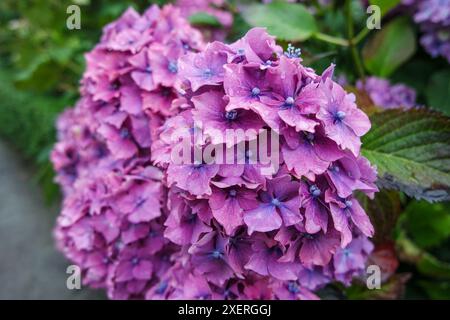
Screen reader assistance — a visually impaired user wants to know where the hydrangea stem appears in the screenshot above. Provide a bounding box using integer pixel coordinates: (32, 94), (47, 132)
(345, 0), (365, 80)
(314, 32), (349, 47)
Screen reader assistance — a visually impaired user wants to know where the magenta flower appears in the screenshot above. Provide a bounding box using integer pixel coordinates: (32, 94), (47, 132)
(317, 79), (371, 156)
(245, 235), (299, 280)
(114, 182), (162, 223)
(209, 186), (258, 235)
(178, 42), (228, 91)
(192, 89), (265, 146)
(223, 63), (271, 111)
(230, 27), (282, 68)
(167, 163), (220, 196)
(334, 236), (374, 276)
(298, 180), (329, 234)
(257, 57), (319, 132)
(296, 266), (330, 291)
(298, 228), (340, 267)
(128, 49), (157, 91)
(189, 232), (235, 286)
(326, 191), (374, 247)
(282, 126), (343, 179)
(164, 195), (211, 245)
(272, 281), (319, 300)
(148, 42), (182, 88)
(112, 242), (155, 285)
(244, 175), (302, 234)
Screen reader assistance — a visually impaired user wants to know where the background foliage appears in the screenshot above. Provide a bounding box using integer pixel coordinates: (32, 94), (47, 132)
(0, 0), (449, 299)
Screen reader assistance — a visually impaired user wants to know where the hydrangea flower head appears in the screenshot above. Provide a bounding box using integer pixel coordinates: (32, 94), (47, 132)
(152, 27), (378, 299)
(403, 0), (450, 62)
(52, 7), (378, 299)
(357, 76), (417, 109)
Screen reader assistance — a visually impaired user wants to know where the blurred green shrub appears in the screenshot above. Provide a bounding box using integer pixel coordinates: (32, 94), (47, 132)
(0, 0), (167, 97)
(0, 70), (65, 201)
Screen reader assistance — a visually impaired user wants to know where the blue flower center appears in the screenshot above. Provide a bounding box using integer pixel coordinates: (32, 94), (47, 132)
(285, 44), (302, 59)
(120, 128), (130, 139)
(110, 81), (121, 90)
(345, 200), (353, 208)
(342, 248), (351, 257)
(225, 110), (238, 121)
(168, 61), (178, 73)
(271, 198), (282, 207)
(309, 184), (321, 197)
(305, 132), (315, 143)
(203, 68), (214, 79)
(331, 165), (340, 172)
(334, 110), (346, 121)
(251, 87), (261, 97)
(228, 189), (237, 197)
(186, 214), (197, 224)
(285, 96), (295, 106)
(155, 281), (168, 294)
(193, 162), (204, 169)
(303, 233), (315, 240)
(210, 250), (223, 259)
(262, 60), (273, 68)
(131, 257), (140, 265)
(136, 197), (146, 208)
(287, 281), (300, 294)
(145, 65), (152, 73)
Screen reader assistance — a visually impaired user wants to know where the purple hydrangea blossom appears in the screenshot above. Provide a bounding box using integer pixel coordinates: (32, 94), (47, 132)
(152, 27), (377, 299)
(356, 76), (417, 109)
(402, 0), (450, 62)
(52, 8), (377, 300)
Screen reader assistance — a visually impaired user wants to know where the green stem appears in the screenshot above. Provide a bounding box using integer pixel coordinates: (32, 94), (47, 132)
(345, 0), (365, 80)
(314, 32), (349, 47)
(353, 27), (371, 45)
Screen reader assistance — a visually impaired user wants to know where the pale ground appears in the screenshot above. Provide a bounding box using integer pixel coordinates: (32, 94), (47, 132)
(0, 140), (105, 299)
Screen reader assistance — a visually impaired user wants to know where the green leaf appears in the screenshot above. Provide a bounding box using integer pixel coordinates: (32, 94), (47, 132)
(397, 231), (450, 279)
(189, 12), (221, 28)
(362, 17), (416, 77)
(418, 280), (450, 299)
(361, 109), (450, 202)
(240, 2), (317, 42)
(357, 189), (402, 243)
(426, 70), (450, 116)
(401, 201), (450, 249)
(369, 0), (401, 16)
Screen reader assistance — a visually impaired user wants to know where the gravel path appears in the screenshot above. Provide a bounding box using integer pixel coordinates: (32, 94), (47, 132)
(0, 140), (105, 299)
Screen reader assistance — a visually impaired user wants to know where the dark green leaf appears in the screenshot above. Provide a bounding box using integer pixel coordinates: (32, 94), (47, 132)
(426, 70), (450, 116)
(397, 232), (450, 279)
(362, 17), (416, 77)
(189, 12), (222, 28)
(418, 280), (450, 299)
(361, 109), (450, 202)
(401, 201), (450, 249)
(369, 0), (401, 16)
(240, 2), (317, 42)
